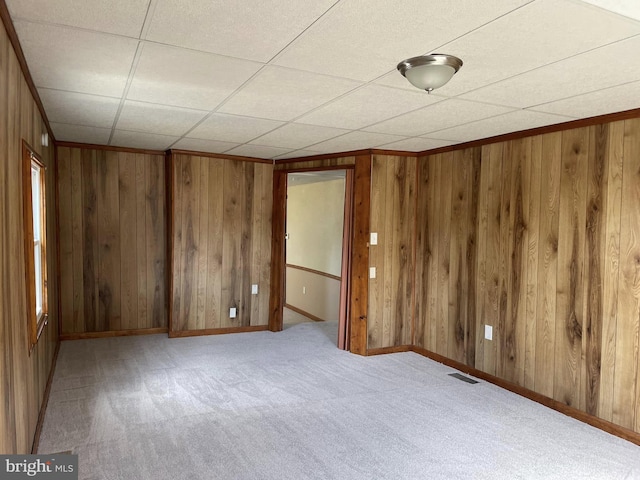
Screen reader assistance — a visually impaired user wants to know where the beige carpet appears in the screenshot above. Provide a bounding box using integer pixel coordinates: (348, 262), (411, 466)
(39, 321), (640, 480)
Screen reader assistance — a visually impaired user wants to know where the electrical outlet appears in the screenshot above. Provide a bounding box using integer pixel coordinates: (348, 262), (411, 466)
(369, 267), (376, 279)
(251, 284), (258, 295)
(230, 307), (237, 318)
(485, 325), (493, 341)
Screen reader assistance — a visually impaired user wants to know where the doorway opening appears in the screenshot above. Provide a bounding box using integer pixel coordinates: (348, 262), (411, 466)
(272, 167), (354, 350)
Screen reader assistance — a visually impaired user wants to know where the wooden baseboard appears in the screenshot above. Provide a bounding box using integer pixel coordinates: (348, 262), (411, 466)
(169, 325), (269, 338)
(284, 304), (326, 323)
(366, 345), (410, 356)
(31, 340), (60, 454)
(60, 327), (168, 340)
(408, 345), (640, 447)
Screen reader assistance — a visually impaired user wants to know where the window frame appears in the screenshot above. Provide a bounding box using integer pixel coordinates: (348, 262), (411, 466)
(22, 141), (48, 349)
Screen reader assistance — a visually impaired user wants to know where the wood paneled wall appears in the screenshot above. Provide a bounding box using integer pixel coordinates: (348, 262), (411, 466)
(170, 154), (272, 333)
(368, 155), (416, 348)
(56, 147), (167, 335)
(415, 119), (640, 434)
(0, 19), (58, 453)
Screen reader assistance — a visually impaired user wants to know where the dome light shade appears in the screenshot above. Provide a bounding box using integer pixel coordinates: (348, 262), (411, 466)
(397, 54), (463, 93)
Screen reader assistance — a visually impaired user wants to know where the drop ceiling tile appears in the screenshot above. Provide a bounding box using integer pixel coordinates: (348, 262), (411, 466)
(530, 81), (640, 118)
(249, 123), (349, 149)
(580, 0), (640, 21)
(379, 137), (456, 152)
(273, 0), (531, 81)
(376, 0), (640, 96)
(187, 114), (284, 143)
(13, 21), (138, 97)
(461, 35), (640, 108)
(364, 99), (515, 137)
(218, 66), (361, 121)
(6, 0), (150, 37)
(428, 110), (575, 142)
(39, 89), (120, 128)
(116, 101), (209, 136)
(111, 130), (179, 150)
(171, 138), (239, 154)
(50, 123), (112, 145)
(297, 85), (442, 130)
(128, 43), (262, 110)
(225, 144), (292, 160)
(145, 0), (336, 62)
(306, 131), (408, 154)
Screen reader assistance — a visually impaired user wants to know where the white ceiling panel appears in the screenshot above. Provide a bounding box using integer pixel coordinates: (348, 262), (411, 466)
(427, 110), (575, 142)
(249, 123), (349, 149)
(6, 0), (150, 37)
(187, 113), (284, 143)
(39, 89), (121, 128)
(170, 138), (239, 154)
(297, 85), (442, 130)
(531, 81), (640, 118)
(409, 0), (640, 97)
(111, 130), (179, 150)
(273, 0), (532, 81)
(116, 101), (209, 136)
(306, 131), (408, 154)
(364, 99), (515, 137)
(579, 0), (640, 21)
(127, 42), (262, 110)
(14, 20), (139, 97)
(225, 144), (294, 159)
(145, 0), (336, 62)
(50, 123), (112, 144)
(462, 35), (640, 108)
(218, 66), (361, 121)
(378, 137), (456, 152)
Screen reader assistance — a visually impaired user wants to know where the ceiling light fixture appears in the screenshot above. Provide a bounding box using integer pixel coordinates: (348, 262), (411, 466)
(397, 54), (463, 93)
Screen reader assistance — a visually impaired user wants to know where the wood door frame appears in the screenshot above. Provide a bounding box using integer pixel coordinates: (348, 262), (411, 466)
(269, 159), (370, 355)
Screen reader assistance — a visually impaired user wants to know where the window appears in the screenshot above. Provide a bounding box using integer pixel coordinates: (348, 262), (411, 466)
(23, 142), (48, 348)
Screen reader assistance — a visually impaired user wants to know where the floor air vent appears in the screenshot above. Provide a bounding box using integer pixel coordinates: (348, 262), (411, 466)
(448, 373), (479, 384)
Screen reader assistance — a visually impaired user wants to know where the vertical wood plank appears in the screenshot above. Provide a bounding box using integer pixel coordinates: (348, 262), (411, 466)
(554, 127), (588, 408)
(368, 155), (386, 349)
(57, 148), (73, 334)
(436, 153), (453, 356)
(475, 148), (490, 370)
(582, 124), (608, 416)
(258, 164), (273, 325)
(118, 152), (137, 330)
(222, 159), (242, 328)
(82, 149), (98, 332)
(240, 162), (255, 326)
(613, 118), (640, 430)
(449, 149), (469, 363)
(599, 120), (624, 421)
(205, 158), (224, 329)
(525, 136), (542, 390)
(534, 132), (562, 397)
(97, 151), (121, 331)
(196, 156), (209, 330)
(70, 148), (84, 333)
(483, 143), (503, 375)
(135, 153), (147, 329)
(349, 154), (371, 355)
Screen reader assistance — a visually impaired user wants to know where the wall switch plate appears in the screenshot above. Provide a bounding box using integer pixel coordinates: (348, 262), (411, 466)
(230, 307), (237, 318)
(251, 284), (258, 295)
(370, 232), (378, 245)
(485, 325), (493, 341)
(369, 267), (376, 279)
